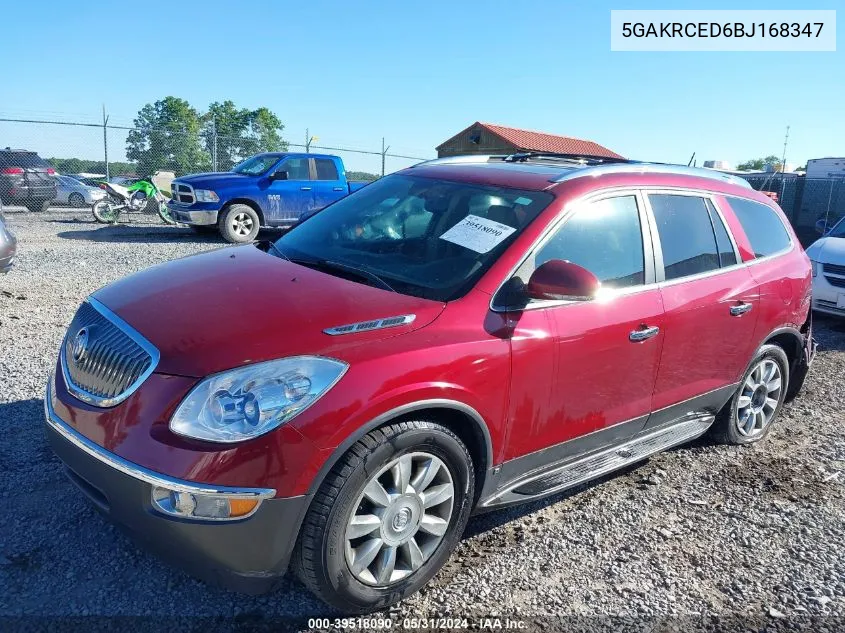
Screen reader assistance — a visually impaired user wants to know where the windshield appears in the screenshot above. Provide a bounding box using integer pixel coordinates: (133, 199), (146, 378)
(274, 174), (554, 301)
(232, 154), (281, 175)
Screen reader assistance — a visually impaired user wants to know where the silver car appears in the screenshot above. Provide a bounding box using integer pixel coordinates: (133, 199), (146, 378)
(0, 201), (17, 273)
(54, 175), (106, 207)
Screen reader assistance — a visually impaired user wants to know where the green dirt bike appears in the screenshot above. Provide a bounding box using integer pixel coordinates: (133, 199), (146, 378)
(91, 178), (175, 225)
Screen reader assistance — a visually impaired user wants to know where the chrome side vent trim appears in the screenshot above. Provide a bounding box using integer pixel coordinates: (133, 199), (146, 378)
(323, 314), (416, 336)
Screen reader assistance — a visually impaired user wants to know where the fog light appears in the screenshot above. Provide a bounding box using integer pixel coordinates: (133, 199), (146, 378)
(152, 486), (261, 521)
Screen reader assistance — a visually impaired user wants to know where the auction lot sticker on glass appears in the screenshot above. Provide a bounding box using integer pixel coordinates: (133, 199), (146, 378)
(440, 214), (516, 254)
(611, 10), (836, 51)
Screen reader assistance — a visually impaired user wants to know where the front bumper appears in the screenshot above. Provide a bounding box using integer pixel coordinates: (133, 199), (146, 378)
(44, 391), (309, 594)
(169, 205), (220, 226)
(812, 270), (845, 317)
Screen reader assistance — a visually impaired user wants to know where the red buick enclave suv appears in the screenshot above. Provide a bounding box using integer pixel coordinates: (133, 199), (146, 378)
(46, 154), (815, 612)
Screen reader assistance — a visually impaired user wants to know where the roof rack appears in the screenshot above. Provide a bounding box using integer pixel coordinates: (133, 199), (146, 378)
(499, 151), (629, 165)
(552, 162), (753, 189)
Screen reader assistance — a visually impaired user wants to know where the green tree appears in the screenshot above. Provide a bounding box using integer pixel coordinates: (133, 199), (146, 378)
(737, 155), (782, 171)
(126, 97), (210, 176)
(346, 171), (380, 182)
(204, 102), (286, 170)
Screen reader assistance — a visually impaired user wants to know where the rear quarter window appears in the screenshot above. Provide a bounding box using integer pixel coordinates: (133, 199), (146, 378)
(726, 196), (792, 258)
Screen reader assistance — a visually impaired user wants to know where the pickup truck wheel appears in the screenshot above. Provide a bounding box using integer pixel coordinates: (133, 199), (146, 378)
(219, 204), (259, 243)
(293, 421), (474, 613)
(710, 344), (789, 445)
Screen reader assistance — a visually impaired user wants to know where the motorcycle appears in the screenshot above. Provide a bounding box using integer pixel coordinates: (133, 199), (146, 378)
(91, 178), (175, 225)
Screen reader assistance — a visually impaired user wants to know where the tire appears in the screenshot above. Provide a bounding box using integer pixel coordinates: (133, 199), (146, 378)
(68, 193), (86, 208)
(219, 204), (260, 243)
(710, 344), (790, 445)
(26, 199), (50, 213)
(293, 421), (475, 613)
(156, 202), (176, 225)
(92, 200), (119, 224)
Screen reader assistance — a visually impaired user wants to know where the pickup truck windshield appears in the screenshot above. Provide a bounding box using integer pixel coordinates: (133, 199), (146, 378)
(232, 155), (280, 175)
(274, 174), (553, 301)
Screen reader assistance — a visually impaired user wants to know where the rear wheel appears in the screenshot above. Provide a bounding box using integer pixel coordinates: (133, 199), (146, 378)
(92, 200), (119, 224)
(711, 344), (789, 445)
(26, 199), (50, 213)
(293, 421), (474, 613)
(219, 204), (260, 243)
(68, 193), (86, 208)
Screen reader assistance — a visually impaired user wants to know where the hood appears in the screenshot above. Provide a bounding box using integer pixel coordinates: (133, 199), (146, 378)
(174, 172), (250, 189)
(806, 236), (845, 263)
(93, 245), (445, 377)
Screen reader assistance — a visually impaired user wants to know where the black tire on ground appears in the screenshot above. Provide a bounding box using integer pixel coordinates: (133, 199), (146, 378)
(68, 193), (86, 208)
(26, 199), (50, 213)
(92, 201), (119, 224)
(218, 203), (260, 243)
(293, 420), (475, 613)
(710, 343), (790, 445)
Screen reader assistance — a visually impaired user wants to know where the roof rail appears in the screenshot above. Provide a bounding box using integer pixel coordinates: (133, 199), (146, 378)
(501, 151), (629, 165)
(413, 155), (499, 166)
(553, 162), (753, 189)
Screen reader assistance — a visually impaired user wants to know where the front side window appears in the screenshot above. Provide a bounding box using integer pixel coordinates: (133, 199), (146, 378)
(314, 158), (339, 180)
(534, 195), (646, 289)
(275, 174), (553, 301)
(650, 194), (721, 281)
(280, 157), (311, 180)
(726, 196), (792, 258)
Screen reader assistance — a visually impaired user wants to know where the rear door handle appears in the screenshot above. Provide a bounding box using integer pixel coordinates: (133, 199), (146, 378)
(730, 302), (753, 316)
(332, 186), (345, 191)
(300, 186), (312, 191)
(629, 325), (660, 342)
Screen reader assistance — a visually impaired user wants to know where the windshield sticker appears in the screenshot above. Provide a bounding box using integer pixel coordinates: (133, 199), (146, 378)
(439, 214), (517, 254)
(514, 196), (533, 205)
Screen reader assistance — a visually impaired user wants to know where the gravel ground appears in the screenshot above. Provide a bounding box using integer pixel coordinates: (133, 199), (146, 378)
(1, 209), (844, 630)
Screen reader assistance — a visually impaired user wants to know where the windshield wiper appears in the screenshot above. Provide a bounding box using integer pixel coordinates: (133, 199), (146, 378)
(318, 259), (397, 293)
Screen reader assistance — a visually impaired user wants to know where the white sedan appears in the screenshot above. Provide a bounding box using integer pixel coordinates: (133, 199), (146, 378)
(807, 216), (845, 317)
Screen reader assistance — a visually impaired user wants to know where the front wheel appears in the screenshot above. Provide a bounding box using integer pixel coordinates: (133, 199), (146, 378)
(92, 200), (120, 224)
(218, 204), (260, 243)
(293, 421), (474, 613)
(156, 201), (176, 225)
(711, 344), (789, 445)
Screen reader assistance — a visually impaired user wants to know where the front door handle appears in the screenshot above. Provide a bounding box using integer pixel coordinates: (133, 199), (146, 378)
(629, 325), (660, 342)
(300, 186), (312, 191)
(730, 302), (753, 316)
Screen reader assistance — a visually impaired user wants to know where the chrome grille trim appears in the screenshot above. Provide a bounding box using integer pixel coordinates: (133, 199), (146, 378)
(60, 297), (160, 408)
(323, 314), (416, 336)
(171, 181), (195, 205)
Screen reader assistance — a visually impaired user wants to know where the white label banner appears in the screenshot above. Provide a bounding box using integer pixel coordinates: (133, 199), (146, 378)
(611, 10), (836, 52)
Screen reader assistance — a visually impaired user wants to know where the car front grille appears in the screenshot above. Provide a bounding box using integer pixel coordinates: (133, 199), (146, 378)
(61, 300), (159, 407)
(824, 275), (845, 289)
(172, 182), (195, 205)
(815, 299), (845, 313)
(823, 262), (845, 276)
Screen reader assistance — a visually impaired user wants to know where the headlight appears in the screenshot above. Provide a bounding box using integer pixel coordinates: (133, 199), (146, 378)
(170, 356), (347, 443)
(811, 260), (819, 277)
(194, 189), (219, 203)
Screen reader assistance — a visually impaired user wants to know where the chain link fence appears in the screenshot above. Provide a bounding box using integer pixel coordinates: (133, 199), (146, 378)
(0, 116), (432, 196)
(736, 174), (845, 246)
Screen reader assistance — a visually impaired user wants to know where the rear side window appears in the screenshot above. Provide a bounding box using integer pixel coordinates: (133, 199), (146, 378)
(649, 194), (720, 281)
(535, 195), (645, 289)
(314, 158), (339, 180)
(726, 196), (791, 258)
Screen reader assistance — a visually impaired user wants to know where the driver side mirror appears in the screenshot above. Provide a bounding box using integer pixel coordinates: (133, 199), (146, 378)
(270, 170), (288, 181)
(527, 260), (600, 301)
(816, 218), (829, 235)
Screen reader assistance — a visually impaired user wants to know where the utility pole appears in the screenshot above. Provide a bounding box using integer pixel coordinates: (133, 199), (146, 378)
(381, 137), (390, 177)
(102, 104), (110, 180)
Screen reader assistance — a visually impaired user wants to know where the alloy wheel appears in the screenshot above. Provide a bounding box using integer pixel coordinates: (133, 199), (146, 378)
(344, 452), (454, 586)
(736, 359), (782, 437)
(231, 212), (254, 237)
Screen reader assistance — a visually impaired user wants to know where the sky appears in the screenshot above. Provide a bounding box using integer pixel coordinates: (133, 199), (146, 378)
(0, 0), (842, 174)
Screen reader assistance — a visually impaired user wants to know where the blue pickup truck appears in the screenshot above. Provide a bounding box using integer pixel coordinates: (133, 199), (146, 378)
(168, 153), (368, 242)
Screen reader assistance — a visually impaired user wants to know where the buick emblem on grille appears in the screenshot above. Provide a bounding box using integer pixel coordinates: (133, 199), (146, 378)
(71, 327), (90, 362)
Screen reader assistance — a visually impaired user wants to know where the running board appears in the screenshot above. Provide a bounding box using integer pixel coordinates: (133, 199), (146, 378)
(482, 415), (714, 508)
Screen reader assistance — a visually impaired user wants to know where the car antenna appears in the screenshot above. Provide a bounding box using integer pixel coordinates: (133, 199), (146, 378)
(687, 152), (696, 167)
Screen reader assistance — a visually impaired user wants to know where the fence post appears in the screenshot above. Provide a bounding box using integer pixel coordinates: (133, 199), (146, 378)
(825, 179), (835, 228)
(211, 118), (218, 172)
(306, 128), (311, 153)
(381, 137), (390, 177)
(102, 105), (110, 180)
